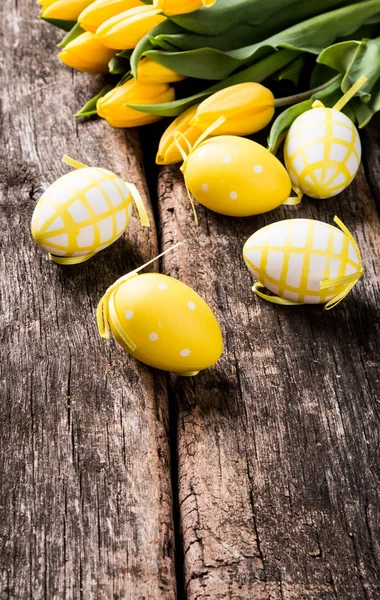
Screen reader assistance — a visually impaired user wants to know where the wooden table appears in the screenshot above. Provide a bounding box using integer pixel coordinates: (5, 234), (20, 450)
(1, 2), (379, 598)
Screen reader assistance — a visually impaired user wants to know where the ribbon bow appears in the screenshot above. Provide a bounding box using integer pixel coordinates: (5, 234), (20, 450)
(96, 242), (184, 350)
(173, 115), (226, 225)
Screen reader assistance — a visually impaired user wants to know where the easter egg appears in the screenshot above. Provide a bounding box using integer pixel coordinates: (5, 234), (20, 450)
(108, 273), (223, 375)
(31, 167), (134, 263)
(284, 107), (361, 199)
(184, 136), (291, 217)
(243, 218), (363, 306)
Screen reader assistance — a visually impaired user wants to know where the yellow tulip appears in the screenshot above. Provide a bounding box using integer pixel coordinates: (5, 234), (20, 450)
(58, 32), (116, 73)
(97, 78), (175, 127)
(137, 57), (186, 84)
(153, 0), (216, 16)
(156, 104), (203, 164)
(96, 5), (167, 50)
(191, 83), (275, 136)
(38, 0), (59, 9)
(41, 0), (93, 21)
(78, 0), (144, 33)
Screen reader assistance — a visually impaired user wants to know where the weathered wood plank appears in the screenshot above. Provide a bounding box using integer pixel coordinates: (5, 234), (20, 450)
(0, 3), (176, 598)
(158, 146), (380, 598)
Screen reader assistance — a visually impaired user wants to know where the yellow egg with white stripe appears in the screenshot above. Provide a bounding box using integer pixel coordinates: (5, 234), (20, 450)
(243, 217), (364, 309)
(31, 166), (148, 264)
(98, 272), (223, 375)
(284, 107), (361, 199)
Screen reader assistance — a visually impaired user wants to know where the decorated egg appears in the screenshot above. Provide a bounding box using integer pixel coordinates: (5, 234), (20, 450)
(31, 165), (149, 265)
(284, 105), (361, 199)
(243, 217), (364, 309)
(183, 135), (291, 217)
(98, 272), (223, 375)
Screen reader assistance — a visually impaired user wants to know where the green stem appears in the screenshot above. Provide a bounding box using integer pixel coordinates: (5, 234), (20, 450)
(274, 74), (341, 107)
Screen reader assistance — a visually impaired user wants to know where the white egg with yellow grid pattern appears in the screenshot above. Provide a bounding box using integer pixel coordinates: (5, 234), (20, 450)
(284, 107), (361, 199)
(243, 219), (363, 306)
(31, 167), (134, 261)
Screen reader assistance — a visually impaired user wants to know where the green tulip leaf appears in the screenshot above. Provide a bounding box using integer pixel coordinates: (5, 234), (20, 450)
(276, 55), (306, 85)
(130, 35), (154, 79)
(116, 72), (132, 87)
(108, 55), (130, 75)
(130, 20), (178, 78)
(268, 77), (343, 152)
(170, 0), (359, 36)
(74, 85), (114, 119)
(318, 36), (380, 100)
(127, 49), (299, 117)
(353, 79), (380, 126)
(310, 63), (338, 87)
(117, 49), (133, 59)
(147, 0), (380, 80)
(57, 22), (84, 48)
(152, 23), (261, 52)
(40, 17), (77, 32)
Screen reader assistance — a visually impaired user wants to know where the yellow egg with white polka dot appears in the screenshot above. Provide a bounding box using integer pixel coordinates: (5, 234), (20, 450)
(31, 167), (142, 264)
(108, 273), (223, 375)
(183, 136), (291, 217)
(284, 107), (361, 199)
(243, 217), (363, 309)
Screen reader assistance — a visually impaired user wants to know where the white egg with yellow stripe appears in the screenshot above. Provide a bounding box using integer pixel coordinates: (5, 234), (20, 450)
(31, 157), (149, 265)
(243, 217), (364, 310)
(284, 104), (361, 199)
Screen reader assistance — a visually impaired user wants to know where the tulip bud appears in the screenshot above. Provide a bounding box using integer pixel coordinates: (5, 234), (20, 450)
(191, 83), (275, 137)
(153, 0), (216, 16)
(97, 78), (175, 128)
(38, 0), (59, 10)
(156, 105), (203, 165)
(78, 0), (144, 33)
(58, 32), (116, 73)
(137, 57), (186, 84)
(96, 5), (167, 50)
(40, 0), (94, 21)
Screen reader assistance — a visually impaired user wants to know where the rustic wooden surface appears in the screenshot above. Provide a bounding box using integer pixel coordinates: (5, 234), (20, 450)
(1, 1), (380, 599)
(158, 148), (380, 599)
(0, 2), (176, 599)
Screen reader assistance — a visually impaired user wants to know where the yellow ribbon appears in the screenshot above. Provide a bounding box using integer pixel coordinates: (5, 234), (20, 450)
(320, 216), (364, 310)
(173, 115), (227, 225)
(252, 216), (363, 310)
(312, 76), (368, 112)
(333, 75), (368, 112)
(123, 181), (150, 227)
(283, 184), (304, 206)
(50, 253), (97, 265)
(62, 155), (87, 170)
(252, 282), (302, 306)
(96, 241), (184, 350)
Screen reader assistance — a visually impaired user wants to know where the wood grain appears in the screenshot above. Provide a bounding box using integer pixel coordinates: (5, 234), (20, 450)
(0, 3), (176, 599)
(158, 150), (380, 599)
(1, 1), (380, 598)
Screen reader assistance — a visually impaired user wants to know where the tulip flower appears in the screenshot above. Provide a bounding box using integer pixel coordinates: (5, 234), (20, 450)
(191, 83), (275, 136)
(156, 105), (203, 164)
(96, 5), (167, 50)
(137, 57), (186, 84)
(40, 0), (93, 21)
(78, 0), (144, 33)
(97, 78), (175, 127)
(38, 0), (59, 9)
(58, 32), (116, 73)
(153, 0), (216, 16)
